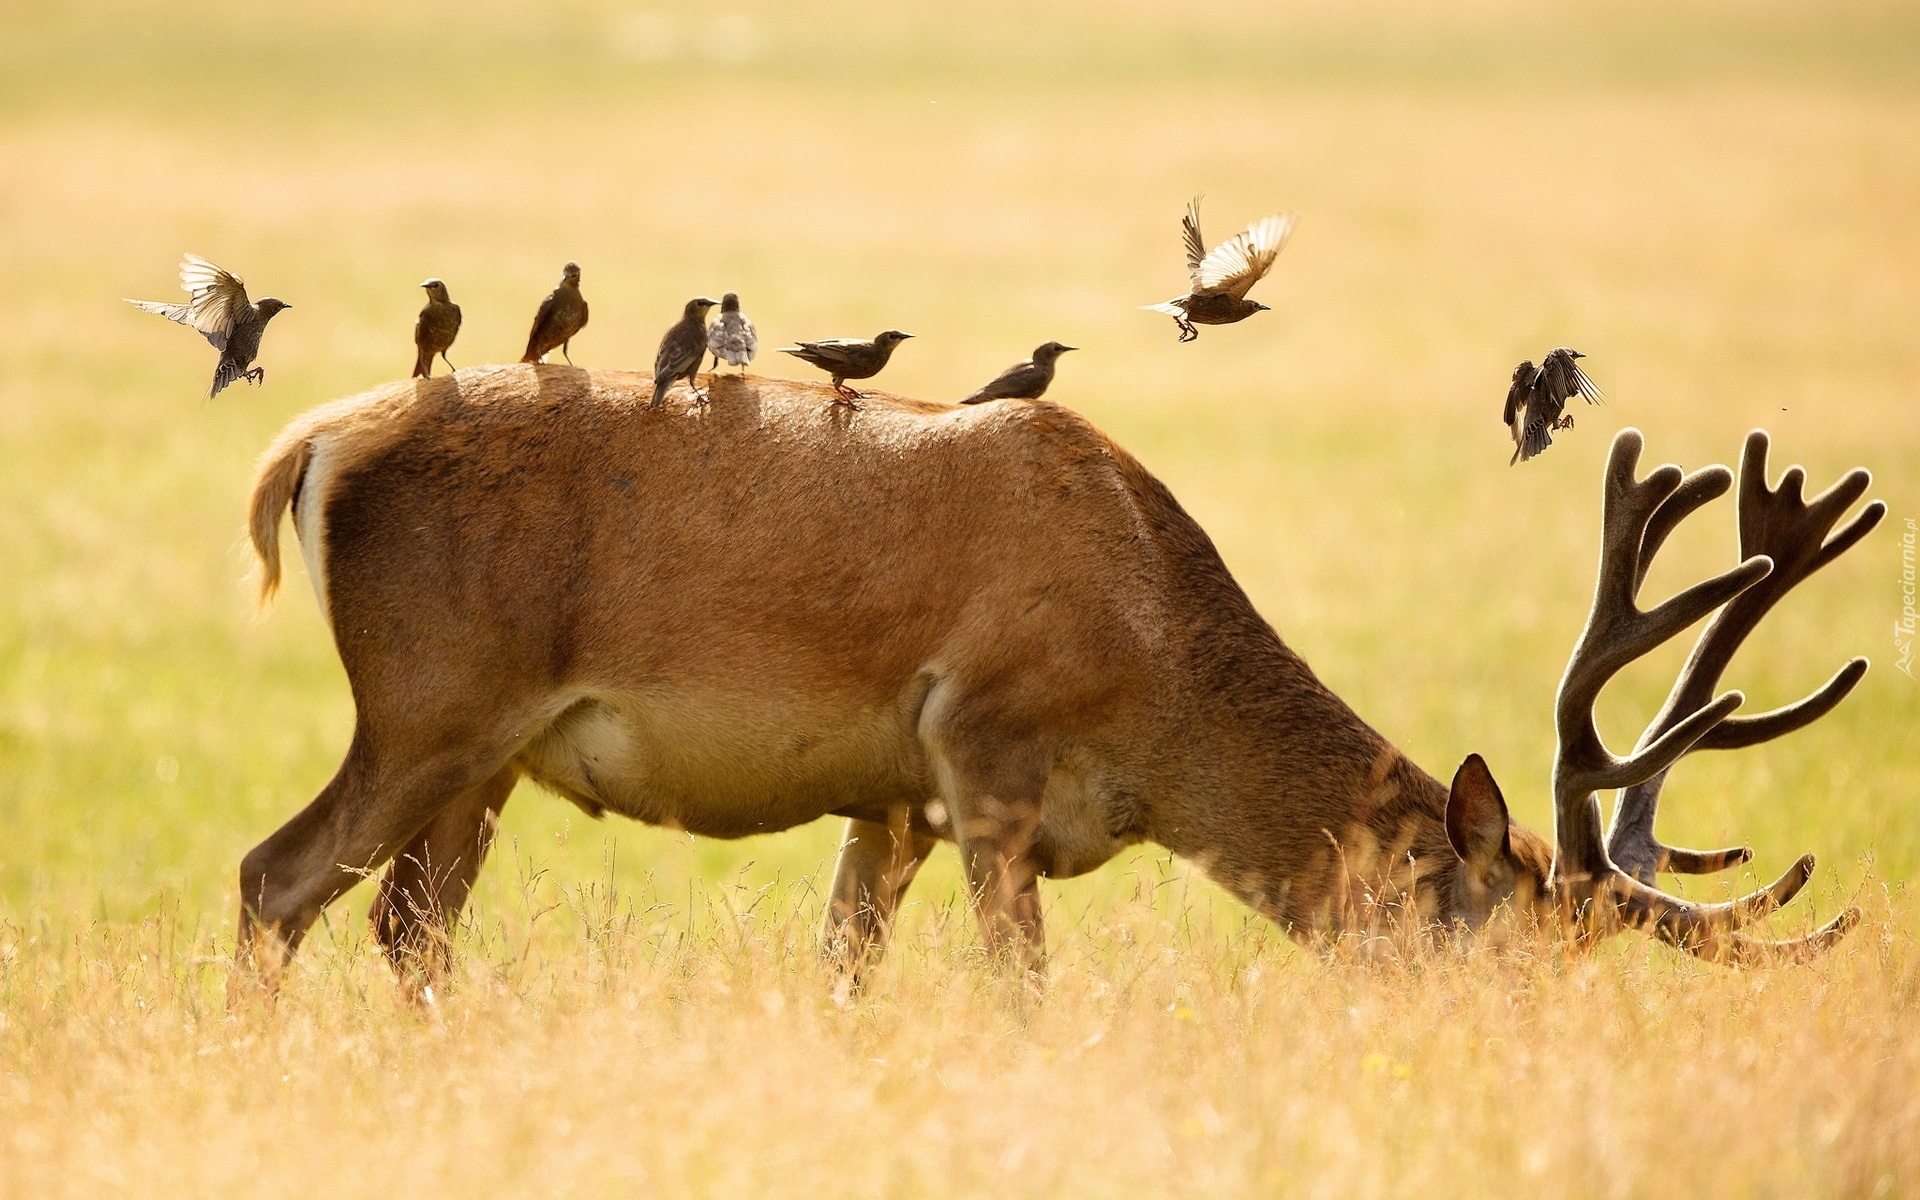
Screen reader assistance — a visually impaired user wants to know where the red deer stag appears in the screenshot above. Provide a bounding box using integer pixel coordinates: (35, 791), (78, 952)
(234, 366), (1877, 994)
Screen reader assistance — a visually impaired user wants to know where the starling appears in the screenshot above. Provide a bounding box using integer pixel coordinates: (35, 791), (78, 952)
(412, 278), (462, 379)
(1143, 197), (1299, 342)
(959, 341), (1076, 405)
(706, 292), (758, 373)
(521, 261), (588, 364)
(124, 254), (291, 398)
(777, 331), (914, 408)
(653, 296), (721, 409)
(1504, 346), (1603, 464)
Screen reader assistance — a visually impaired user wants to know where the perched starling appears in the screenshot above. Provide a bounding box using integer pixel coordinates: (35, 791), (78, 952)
(777, 331), (914, 408)
(706, 292), (758, 373)
(959, 341), (1076, 405)
(1143, 197), (1299, 342)
(124, 254), (291, 397)
(521, 261), (588, 365)
(412, 278), (462, 379)
(1504, 347), (1602, 464)
(653, 296), (721, 409)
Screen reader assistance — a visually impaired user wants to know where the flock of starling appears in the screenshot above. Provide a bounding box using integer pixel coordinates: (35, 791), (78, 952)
(123, 198), (1599, 461)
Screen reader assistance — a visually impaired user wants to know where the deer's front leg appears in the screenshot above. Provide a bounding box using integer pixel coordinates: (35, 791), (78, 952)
(822, 810), (935, 982)
(939, 765), (1048, 974)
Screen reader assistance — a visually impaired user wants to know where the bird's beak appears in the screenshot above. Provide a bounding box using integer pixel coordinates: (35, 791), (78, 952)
(418, 280), (433, 289)
(1573, 351), (1586, 358)
(1060, 345), (1078, 352)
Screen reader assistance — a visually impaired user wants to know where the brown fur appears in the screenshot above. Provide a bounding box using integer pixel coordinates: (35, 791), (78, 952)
(233, 364), (1546, 993)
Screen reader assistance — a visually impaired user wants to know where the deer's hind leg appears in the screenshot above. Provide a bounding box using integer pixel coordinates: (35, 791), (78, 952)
(370, 764), (518, 996)
(823, 809), (936, 985)
(232, 719), (517, 1003)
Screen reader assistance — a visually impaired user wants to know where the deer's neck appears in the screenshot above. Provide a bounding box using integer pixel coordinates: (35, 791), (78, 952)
(1120, 465), (1461, 934)
(1164, 612), (1461, 933)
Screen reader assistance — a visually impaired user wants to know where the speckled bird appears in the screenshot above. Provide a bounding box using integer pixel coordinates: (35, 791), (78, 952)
(521, 262), (588, 365)
(125, 254), (291, 397)
(959, 341), (1076, 405)
(1504, 347), (1603, 464)
(653, 296), (720, 408)
(1143, 197), (1298, 342)
(411, 278), (462, 379)
(706, 292), (757, 373)
(777, 330), (914, 408)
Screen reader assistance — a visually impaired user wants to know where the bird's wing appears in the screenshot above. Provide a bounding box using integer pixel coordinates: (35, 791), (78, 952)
(1568, 358), (1603, 405)
(1540, 350), (1604, 407)
(784, 339), (863, 367)
(125, 298), (193, 327)
(177, 254), (252, 350)
(1181, 197), (1207, 285)
(1196, 211), (1299, 301)
(1502, 374), (1530, 432)
(962, 361), (1036, 404)
(740, 316), (757, 356)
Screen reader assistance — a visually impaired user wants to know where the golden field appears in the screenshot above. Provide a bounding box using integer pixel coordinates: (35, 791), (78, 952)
(1, 1), (1917, 1195)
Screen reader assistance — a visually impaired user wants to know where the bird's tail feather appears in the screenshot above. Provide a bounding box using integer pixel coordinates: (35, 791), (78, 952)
(412, 346), (433, 378)
(1519, 421), (1553, 462)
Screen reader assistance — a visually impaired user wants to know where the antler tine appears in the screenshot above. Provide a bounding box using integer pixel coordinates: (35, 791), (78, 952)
(1618, 861), (1859, 966)
(1702, 907), (1860, 967)
(1607, 430), (1884, 885)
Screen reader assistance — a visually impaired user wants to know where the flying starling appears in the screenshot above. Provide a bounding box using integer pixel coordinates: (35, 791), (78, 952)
(653, 296), (721, 409)
(959, 341), (1077, 405)
(521, 261), (588, 365)
(412, 278), (462, 379)
(1143, 197), (1299, 342)
(777, 331), (914, 408)
(124, 254), (291, 398)
(1504, 346), (1602, 464)
(706, 292), (757, 373)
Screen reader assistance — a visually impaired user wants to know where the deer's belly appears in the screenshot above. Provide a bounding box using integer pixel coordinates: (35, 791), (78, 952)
(511, 689), (930, 838)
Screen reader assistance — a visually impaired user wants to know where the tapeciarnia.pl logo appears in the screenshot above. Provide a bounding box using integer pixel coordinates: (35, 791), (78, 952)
(1898, 517), (1916, 679)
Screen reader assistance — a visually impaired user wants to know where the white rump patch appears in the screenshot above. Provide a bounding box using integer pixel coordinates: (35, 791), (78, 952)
(294, 436), (337, 628)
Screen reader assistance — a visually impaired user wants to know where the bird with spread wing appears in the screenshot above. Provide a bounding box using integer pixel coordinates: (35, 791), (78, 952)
(1503, 346), (1603, 464)
(125, 255), (291, 397)
(1143, 197), (1299, 342)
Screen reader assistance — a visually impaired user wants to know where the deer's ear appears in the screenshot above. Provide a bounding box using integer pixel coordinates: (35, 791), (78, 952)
(1446, 754), (1513, 863)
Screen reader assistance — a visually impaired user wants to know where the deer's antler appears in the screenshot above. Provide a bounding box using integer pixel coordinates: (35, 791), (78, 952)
(1550, 429), (1879, 963)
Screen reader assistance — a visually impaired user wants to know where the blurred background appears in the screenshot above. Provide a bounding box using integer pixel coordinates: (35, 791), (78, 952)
(1, 0), (1915, 937)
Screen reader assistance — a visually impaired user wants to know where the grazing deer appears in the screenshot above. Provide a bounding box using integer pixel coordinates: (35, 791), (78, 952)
(234, 365), (1878, 996)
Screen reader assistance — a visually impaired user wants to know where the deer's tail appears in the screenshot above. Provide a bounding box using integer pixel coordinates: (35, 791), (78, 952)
(248, 434), (314, 611)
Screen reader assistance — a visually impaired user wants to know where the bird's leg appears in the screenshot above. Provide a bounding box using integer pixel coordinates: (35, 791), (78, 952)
(1553, 414), (1576, 431)
(561, 341), (574, 366)
(441, 353), (456, 372)
(689, 373), (711, 409)
(831, 382), (865, 411)
(1176, 318), (1197, 343)
(245, 367), (266, 385)
(707, 354), (719, 373)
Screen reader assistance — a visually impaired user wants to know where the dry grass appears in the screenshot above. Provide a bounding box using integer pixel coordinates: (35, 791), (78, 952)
(1, 0), (1918, 1194)
(3, 878), (1917, 1198)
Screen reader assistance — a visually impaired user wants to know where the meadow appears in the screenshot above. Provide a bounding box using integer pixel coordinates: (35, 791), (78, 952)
(1, 0), (1917, 1194)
